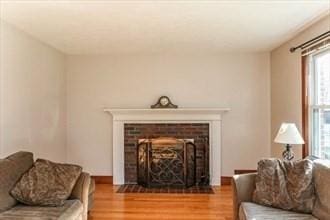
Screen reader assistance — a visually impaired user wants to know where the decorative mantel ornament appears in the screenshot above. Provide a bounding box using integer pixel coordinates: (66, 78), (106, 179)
(151, 96), (178, 109)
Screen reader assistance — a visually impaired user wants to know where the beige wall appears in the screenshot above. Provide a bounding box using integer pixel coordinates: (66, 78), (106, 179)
(0, 21), (67, 162)
(271, 16), (330, 159)
(2, 13), (328, 176)
(66, 53), (271, 176)
(0, 19), (271, 176)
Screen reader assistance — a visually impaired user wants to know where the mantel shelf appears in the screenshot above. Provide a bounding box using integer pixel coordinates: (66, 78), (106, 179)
(104, 108), (230, 121)
(104, 108), (230, 114)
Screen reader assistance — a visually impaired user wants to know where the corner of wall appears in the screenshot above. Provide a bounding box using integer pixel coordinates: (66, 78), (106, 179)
(0, 19), (5, 158)
(64, 54), (69, 163)
(0, 20), (68, 161)
(269, 14), (330, 159)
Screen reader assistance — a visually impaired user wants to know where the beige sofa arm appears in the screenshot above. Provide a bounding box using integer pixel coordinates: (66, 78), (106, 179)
(70, 172), (91, 220)
(232, 173), (256, 220)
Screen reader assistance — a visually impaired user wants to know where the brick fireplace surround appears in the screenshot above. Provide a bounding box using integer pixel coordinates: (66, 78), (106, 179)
(124, 123), (209, 184)
(104, 108), (229, 186)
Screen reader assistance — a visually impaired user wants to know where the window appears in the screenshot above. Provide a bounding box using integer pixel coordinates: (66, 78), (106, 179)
(307, 48), (330, 159)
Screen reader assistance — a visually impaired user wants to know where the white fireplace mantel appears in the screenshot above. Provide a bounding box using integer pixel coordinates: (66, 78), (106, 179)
(104, 108), (230, 186)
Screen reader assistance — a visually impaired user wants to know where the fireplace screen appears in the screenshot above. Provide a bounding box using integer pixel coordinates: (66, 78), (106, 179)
(137, 138), (196, 188)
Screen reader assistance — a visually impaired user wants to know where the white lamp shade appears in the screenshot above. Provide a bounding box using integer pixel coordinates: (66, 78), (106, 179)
(274, 123), (305, 145)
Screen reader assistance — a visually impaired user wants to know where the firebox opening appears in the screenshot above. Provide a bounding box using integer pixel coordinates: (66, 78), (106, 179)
(137, 137), (200, 188)
(124, 123), (210, 187)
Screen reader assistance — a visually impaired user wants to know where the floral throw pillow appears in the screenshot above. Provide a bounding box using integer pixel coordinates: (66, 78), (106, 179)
(252, 158), (315, 213)
(312, 160), (330, 220)
(11, 159), (82, 206)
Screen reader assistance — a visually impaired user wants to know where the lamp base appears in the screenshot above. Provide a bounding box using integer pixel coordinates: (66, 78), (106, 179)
(282, 144), (294, 161)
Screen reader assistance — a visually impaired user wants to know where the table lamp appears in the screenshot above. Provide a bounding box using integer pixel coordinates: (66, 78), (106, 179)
(274, 123), (304, 161)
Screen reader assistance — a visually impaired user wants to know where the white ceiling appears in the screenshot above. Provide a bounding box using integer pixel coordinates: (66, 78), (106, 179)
(0, 0), (329, 55)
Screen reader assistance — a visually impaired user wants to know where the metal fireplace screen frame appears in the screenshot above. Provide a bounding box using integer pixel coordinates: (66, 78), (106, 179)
(137, 137), (196, 188)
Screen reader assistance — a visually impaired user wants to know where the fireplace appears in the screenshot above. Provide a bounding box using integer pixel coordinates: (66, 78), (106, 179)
(105, 108), (229, 186)
(137, 137), (196, 188)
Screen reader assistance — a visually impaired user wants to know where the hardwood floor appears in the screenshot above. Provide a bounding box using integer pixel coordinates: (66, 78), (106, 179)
(88, 184), (233, 220)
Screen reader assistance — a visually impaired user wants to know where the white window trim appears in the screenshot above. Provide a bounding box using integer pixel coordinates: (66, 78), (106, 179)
(308, 48), (330, 158)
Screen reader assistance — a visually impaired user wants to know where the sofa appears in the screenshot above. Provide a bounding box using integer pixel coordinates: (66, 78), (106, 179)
(0, 151), (93, 220)
(232, 159), (330, 220)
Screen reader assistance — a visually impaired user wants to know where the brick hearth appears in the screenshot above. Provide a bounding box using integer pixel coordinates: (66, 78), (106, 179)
(124, 123), (209, 184)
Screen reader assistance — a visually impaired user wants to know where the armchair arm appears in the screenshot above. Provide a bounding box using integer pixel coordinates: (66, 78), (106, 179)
(70, 172), (91, 220)
(232, 173), (256, 220)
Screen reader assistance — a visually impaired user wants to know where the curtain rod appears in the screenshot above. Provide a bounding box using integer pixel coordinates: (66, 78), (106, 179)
(290, 31), (330, 53)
